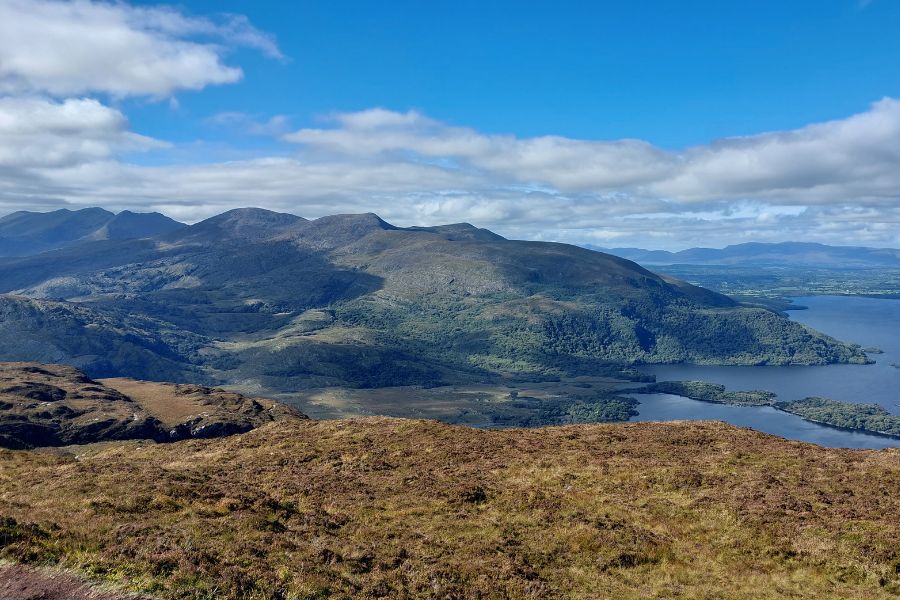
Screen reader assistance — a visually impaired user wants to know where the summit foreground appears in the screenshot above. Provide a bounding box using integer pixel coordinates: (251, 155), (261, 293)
(1, 417), (898, 599)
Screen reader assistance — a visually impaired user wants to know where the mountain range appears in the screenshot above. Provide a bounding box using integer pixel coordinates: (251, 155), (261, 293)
(0, 208), (892, 600)
(0, 208), (868, 392)
(591, 242), (900, 268)
(0, 208), (185, 257)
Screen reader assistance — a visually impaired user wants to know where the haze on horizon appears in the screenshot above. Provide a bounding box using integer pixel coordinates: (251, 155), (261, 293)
(0, 0), (898, 251)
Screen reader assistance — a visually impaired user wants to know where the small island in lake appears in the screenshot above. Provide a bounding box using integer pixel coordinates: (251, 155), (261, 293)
(633, 380), (776, 406)
(632, 380), (900, 439)
(776, 397), (900, 439)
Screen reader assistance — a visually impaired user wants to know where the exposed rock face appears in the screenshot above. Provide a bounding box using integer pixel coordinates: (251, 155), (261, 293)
(0, 362), (306, 449)
(0, 363), (163, 448)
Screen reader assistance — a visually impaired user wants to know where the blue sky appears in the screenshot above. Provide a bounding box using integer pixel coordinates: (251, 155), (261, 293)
(0, 0), (899, 249)
(125, 0), (900, 148)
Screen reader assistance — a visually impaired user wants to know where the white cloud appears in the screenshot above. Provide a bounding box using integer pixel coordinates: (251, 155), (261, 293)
(287, 109), (678, 189)
(1, 93), (899, 248)
(286, 100), (900, 210)
(0, 96), (165, 168)
(0, 0), (280, 97)
(654, 97), (900, 203)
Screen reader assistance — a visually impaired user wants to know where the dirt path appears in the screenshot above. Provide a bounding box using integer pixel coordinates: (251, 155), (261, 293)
(0, 563), (149, 600)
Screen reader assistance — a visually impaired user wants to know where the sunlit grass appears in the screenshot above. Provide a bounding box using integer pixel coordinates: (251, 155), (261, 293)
(1, 418), (898, 598)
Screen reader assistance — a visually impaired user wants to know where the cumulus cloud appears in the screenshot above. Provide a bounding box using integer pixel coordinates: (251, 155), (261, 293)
(655, 98), (900, 203)
(0, 0), (280, 97)
(287, 100), (900, 210)
(0, 96), (165, 168)
(1, 96), (899, 248)
(287, 109), (678, 189)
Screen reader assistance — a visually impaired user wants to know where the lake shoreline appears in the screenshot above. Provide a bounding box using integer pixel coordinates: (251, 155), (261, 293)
(629, 382), (900, 441)
(633, 296), (900, 448)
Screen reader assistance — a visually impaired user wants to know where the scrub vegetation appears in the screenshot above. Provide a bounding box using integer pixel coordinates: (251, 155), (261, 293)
(1, 418), (898, 599)
(633, 380), (776, 406)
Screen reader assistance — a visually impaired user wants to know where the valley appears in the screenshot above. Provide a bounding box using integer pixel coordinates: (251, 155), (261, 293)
(268, 376), (637, 425)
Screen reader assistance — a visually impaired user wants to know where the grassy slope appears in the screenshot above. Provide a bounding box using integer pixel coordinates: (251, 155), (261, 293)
(0, 418), (898, 599)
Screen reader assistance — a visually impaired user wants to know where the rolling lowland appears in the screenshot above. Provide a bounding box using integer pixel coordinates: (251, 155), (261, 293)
(591, 242), (900, 300)
(0, 208), (869, 396)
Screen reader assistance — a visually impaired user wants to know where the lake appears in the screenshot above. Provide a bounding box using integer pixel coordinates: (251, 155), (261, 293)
(631, 295), (900, 449)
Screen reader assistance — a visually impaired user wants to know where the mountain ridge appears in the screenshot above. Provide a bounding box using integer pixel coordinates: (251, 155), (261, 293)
(0, 208), (870, 393)
(0, 208), (186, 257)
(591, 241), (900, 268)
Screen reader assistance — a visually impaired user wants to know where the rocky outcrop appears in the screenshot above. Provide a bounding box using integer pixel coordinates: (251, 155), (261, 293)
(0, 362), (306, 449)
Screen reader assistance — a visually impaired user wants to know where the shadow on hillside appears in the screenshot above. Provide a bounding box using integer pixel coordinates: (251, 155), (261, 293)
(93, 240), (386, 337)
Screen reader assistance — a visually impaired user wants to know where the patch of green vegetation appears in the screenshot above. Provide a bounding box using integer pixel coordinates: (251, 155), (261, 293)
(776, 397), (900, 438)
(632, 380), (776, 406)
(319, 292), (869, 391)
(562, 396), (639, 423)
(487, 390), (639, 427)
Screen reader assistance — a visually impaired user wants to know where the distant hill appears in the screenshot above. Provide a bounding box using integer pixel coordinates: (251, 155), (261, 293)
(0, 208), (185, 257)
(0, 208), (869, 392)
(591, 242), (900, 268)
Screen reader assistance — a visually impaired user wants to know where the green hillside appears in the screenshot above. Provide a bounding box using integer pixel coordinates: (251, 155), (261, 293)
(0, 209), (869, 391)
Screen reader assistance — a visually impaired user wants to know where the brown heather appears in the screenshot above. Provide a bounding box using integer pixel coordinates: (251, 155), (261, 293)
(0, 417), (898, 599)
